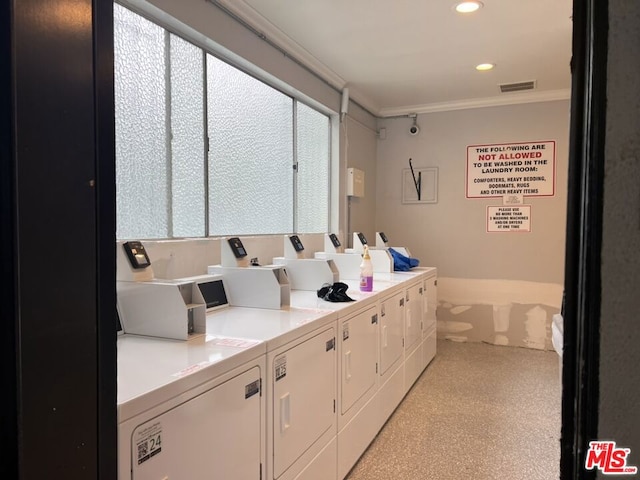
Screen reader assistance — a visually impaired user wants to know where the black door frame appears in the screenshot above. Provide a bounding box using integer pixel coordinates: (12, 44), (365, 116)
(2, 0), (605, 478)
(2, 0), (116, 478)
(561, 1), (607, 479)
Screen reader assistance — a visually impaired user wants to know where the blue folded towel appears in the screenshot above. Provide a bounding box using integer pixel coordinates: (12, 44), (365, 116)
(388, 247), (420, 271)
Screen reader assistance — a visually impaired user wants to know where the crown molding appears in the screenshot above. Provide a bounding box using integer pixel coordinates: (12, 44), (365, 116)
(378, 89), (572, 117)
(213, 0), (346, 90)
(212, 1), (383, 116)
(208, 1), (569, 119)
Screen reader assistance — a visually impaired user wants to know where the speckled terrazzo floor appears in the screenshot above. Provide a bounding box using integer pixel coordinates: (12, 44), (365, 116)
(345, 339), (561, 480)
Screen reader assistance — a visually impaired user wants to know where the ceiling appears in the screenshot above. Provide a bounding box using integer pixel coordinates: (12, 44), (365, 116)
(215, 0), (573, 117)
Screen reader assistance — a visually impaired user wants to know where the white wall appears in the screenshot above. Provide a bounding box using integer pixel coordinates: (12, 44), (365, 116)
(343, 115), (379, 247)
(376, 100), (570, 349)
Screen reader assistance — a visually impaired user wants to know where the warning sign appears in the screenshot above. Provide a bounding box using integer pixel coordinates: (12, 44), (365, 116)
(467, 141), (556, 198)
(487, 206), (531, 232)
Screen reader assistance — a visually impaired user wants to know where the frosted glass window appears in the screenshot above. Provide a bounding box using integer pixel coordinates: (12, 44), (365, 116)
(114, 4), (168, 239)
(206, 55), (293, 235)
(296, 103), (330, 233)
(170, 34), (205, 237)
(114, 7), (333, 240)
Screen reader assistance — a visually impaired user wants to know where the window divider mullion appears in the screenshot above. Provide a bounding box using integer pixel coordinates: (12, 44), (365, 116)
(165, 31), (174, 238)
(292, 100), (298, 234)
(203, 51), (210, 237)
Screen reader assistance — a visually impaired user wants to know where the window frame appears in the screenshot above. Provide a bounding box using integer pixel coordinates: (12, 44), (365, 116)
(114, 1), (333, 240)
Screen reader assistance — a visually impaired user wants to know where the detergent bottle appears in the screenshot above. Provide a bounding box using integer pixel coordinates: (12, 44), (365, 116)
(359, 246), (373, 292)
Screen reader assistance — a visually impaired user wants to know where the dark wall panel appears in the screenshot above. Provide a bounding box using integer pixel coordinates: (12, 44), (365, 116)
(8, 0), (116, 477)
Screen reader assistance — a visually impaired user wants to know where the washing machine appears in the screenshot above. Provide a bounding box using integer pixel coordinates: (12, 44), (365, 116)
(336, 303), (379, 478)
(268, 323), (337, 480)
(403, 280), (424, 392)
(204, 304), (339, 480)
(422, 271), (438, 370)
(377, 288), (405, 424)
(117, 334), (266, 480)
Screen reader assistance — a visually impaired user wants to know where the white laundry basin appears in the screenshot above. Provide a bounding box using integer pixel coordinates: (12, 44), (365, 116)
(552, 313), (563, 383)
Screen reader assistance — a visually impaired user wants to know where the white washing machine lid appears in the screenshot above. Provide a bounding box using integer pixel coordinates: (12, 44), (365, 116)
(117, 333), (265, 422)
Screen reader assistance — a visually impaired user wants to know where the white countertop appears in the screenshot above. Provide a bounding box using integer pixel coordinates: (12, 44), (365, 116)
(290, 277), (402, 315)
(117, 333), (265, 423)
(205, 305), (337, 351)
(118, 305), (336, 422)
(373, 266), (437, 284)
(117, 266), (435, 423)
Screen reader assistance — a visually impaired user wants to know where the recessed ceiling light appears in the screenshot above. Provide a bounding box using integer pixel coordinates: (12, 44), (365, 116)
(455, 1), (483, 13)
(476, 63), (495, 71)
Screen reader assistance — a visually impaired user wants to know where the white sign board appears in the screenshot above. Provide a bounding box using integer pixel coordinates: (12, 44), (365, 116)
(487, 206), (531, 232)
(402, 167), (438, 204)
(466, 141), (556, 198)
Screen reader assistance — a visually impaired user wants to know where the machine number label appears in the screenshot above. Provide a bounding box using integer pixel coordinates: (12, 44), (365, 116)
(135, 421), (162, 465)
(275, 356), (287, 381)
(326, 337), (335, 351)
(245, 379), (260, 399)
(343, 323), (350, 341)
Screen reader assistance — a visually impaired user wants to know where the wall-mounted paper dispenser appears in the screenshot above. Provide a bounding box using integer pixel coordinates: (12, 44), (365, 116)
(347, 167), (365, 197)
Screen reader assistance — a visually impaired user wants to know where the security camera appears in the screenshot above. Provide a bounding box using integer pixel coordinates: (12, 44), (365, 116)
(409, 114), (420, 136)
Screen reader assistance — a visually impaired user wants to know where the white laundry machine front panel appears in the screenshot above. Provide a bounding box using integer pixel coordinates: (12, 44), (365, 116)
(272, 326), (336, 479)
(422, 274), (438, 369)
(128, 366), (262, 480)
(423, 324), (437, 368)
(423, 274), (437, 334)
(339, 305), (378, 417)
(378, 291), (404, 378)
(404, 282), (423, 354)
(403, 281), (425, 391)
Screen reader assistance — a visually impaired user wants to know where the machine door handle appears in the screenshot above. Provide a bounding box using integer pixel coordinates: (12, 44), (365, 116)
(280, 393), (291, 433)
(345, 350), (352, 381)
